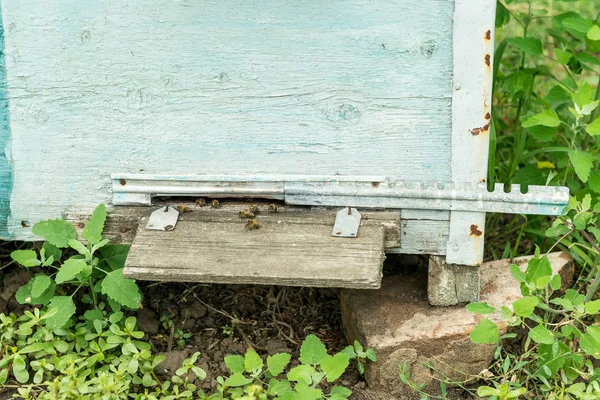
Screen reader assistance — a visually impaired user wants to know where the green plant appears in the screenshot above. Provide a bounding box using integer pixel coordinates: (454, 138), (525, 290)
(0, 307), (207, 399)
(340, 340), (377, 375)
(9, 204), (140, 329)
(467, 245), (600, 399)
(210, 334), (375, 400)
(487, 0), (600, 260)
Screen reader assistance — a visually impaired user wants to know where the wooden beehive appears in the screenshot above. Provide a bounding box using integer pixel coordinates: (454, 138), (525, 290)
(0, 1), (568, 304)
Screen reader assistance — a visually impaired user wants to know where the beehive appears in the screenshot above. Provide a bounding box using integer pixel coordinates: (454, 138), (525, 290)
(0, 1), (568, 304)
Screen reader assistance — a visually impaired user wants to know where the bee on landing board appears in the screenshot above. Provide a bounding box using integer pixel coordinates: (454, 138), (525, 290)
(194, 198), (207, 207)
(211, 199), (221, 209)
(239, 209), (255, 219)
(245, 219), (260, 230)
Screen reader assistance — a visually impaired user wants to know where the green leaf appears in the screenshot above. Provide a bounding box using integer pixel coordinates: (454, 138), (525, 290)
(55, 258), (88, 284)
(267, 353), (291, 376)
(522, 109), (561, 128)
(466, 302), (496, 315)
(12, 355), (29, 383)
(470, 319), (499, 344)
(550, 275), (562, 291)
(294, 384), (323, 400)
(586, 117), (600, 136)
(68, 239), (89, 256)
(100, 269), (141, 309)
(562, 16), (593, 34)
(32, 219), (76, 248)
(568, 150), (594, 183)
(299, 334), (328, 365)
(365, 348), (377, 362)
(321, 353), (350, 382)
(30, 275), (52, 298)
(495, 1), (510, 27)
(585, 300), (600, 314)
(224, 373), (253, 387)
(588, 25), (600, 41)
(99, 245), (130, 270)
(268, 378), (292, 396)
(244, 349), (264, 374)
(529, 324), (555, 345)
(287, 365), (314, 385)
(330, 386), (352, 400)
(579, 326), (600, 358)
(11, 250), (41, 267)
(513, 296), (539, 318)
(42, 242), (62, 263)
(526, 256), (552, 284)
(508, 37), (543, 55)
(224, 355), (245, 374)
(510, 264), (527, 283)
(45, 296), (76, 330)
(546, 85), (571, 104)
(16, 278), (55, 305)
(82, 204), (107, 245)
(554, 48), (572, 65)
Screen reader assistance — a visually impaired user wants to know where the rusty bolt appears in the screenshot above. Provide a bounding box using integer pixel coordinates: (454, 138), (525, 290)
(119, 179), (127, 186)
(372, 182), (380, 188)
(470, 224), (483, 237)
(78, 222), (85, 229)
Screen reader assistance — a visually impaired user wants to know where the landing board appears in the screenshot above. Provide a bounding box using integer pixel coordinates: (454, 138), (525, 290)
(124, 206), (393, 288)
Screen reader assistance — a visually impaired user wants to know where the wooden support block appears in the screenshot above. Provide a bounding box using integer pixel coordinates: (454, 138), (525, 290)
(427, 255), (480, 306)
(123, 204), (397, 289)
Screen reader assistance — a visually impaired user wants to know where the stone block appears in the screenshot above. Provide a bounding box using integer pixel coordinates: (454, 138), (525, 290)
(340, 252), (574, 398)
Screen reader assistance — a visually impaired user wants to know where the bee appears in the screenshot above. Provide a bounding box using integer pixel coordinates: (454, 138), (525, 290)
(248, 204), (260, 215)
(245, 219), (261, 230)
(194, 198), (207, 207)
(239, 209), (255, 219)
(268, 204), (278, 213)
(211, 199), (221, 209)
(175, 205), (192, 213)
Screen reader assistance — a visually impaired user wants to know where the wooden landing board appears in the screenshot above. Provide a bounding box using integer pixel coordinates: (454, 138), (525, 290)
(124, 206), (393, 289)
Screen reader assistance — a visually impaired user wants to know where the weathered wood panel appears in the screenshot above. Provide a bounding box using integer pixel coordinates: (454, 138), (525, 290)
(1, 0), (455, 239)
(0, 13), (11, 237)
(125, 209), (387, 288)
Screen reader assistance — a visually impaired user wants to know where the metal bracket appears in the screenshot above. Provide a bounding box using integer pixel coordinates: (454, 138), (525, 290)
(146, 206), (180, 231)
(332, 207), (361, 238)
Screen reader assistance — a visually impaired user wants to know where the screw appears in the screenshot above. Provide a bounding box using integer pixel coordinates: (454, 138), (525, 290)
(347, 207), (352, 215)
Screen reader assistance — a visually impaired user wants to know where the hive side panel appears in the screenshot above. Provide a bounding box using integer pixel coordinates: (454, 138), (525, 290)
(0, 5), (12, 239)
(1, 0), (455, 239)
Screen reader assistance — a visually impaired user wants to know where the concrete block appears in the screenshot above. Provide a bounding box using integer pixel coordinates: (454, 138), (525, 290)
(340, 252), (574, 398)
(428, 255), (480, 306)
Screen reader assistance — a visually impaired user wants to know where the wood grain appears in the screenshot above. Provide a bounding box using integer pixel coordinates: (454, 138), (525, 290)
(1, 0), (455, 239)
(125, 208), (387, 288)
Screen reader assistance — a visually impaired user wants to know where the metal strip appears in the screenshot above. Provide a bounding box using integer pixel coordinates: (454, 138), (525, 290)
(284, 181), (568, 216)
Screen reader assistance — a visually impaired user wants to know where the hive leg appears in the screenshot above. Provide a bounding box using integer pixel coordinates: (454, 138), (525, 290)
(428, 255), (480, 306)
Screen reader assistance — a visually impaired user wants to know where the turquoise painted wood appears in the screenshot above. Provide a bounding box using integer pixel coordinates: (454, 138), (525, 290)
(0, 9), (11, 238)
(0, 0), (455, 240)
